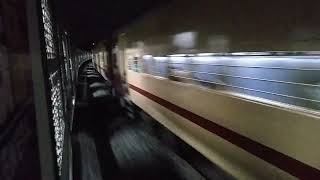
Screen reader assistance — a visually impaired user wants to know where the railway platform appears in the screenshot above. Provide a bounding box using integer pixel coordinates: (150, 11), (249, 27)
(71, 61), (233, 180)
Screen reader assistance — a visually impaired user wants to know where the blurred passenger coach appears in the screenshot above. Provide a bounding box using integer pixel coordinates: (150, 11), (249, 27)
(93, 0), (320, 179)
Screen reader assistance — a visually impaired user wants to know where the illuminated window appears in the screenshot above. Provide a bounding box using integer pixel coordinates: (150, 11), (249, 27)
(139, 52), (320, 111)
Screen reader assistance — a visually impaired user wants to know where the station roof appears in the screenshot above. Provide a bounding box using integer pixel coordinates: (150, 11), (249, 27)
(56, 0), (170, 49)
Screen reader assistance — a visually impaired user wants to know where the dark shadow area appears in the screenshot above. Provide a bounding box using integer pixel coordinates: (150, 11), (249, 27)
(71, 60), (233, 180)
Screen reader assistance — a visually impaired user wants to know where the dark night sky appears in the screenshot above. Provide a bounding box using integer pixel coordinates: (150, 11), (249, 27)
(55, 0), (170, 49)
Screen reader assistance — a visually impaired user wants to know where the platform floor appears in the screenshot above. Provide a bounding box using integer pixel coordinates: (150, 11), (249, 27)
(71, 61), (233, 180)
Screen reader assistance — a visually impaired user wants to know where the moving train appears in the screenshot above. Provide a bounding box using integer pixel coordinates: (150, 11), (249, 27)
(93, 0), (320, 179)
